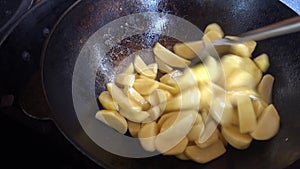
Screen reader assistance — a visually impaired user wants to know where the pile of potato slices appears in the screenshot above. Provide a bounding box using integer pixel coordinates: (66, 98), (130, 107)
(95, 23), (280, 164)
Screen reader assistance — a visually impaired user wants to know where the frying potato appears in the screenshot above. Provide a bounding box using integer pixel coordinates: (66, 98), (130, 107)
(250, 104), (280, 140)
(95, 22), (280, 164)
(221, 125), (252, 150)
(185, 140), (226, 164)
(95, 110), (128, 134)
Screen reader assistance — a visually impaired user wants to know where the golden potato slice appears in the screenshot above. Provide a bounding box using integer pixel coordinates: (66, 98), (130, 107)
(155, 56), (173, 73)
(157, 112), (178, 129)
(109, 83), (145, 121)
(128, 121), (141, 137)
(138, 122), (159, 152)
(164, 137), (189, 155)
(204, 23), (224, 37)
(226, 69), (256, 90)
(250, 104), (280, 140)
(187, 122), (205, 141)
(195, 130), (219, 148)
(175, 153), (190, 160)
(159, 70), (183, 87)
(173, 40), (204, 59)
(174, 68), (198, 91)
(257, 74), (274, 104)
(115, 73), (135, 87)
(95, 110), (128, 134)
(252, 98), (267, 117)
(153, 42), (191, 68)
(221, 54), (262, 87)
(221, 125), (252, 150)
(184, 140), (226, 164)
(191, 63), (210, 84)
(134, 56), (156, 79)
(243, 40), (257, 54)
(157, 82), (179, 95)
(198, 85), (213, 109)
(237, 95), (257, 133)
(165, 87), (200, 112)
(98, 91), (119, 111)
(133, 78), (159, 95)
(254, 53), (269, 73)
(119, 108), (149, 123)
(123, 87), (150, 110)
(210, 99), (233, 127)
(229, 43), (251, 58)
(155, 111), (197, 153)
(203, 30), (223, 42)
(122, 62), (134, 74)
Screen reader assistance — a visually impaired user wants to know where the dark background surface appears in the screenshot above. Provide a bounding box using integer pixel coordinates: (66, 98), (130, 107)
(0, 0), (299, 169)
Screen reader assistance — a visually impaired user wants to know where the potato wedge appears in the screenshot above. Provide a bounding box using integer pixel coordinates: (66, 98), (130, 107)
(165, 87), (200, 112)
(115, 73), (135, 87)
(164, 137), (189, 155)
(184, 140), (226, 164)
(250, 104), (280, 140)
(237, 95), (257, 133)
(204, 23), (224, 37)
(155, 56), (173, 73)
(155, 111), (197, 153)
(98, 91), (119, 111)
(153, 42), (191, 68)
(138, 122), (159, 152)
(257, 74), (274, 104)
(128, 121), (141, 137)
(133, 78), (159, 95)
(221, 125), (252, 150)
(173, 40), (204, 59)
(95, 110), (128, 134)
(254, 53), (269, 72)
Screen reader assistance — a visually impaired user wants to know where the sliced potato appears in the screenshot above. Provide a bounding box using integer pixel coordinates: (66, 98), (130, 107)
(237, 95), (257, 133)
(204, 23), (224, 37)
(195, 130), (219, 148)
(191, 63), (210, 85)
(203, 30), (223, 42)
(176, 153), (190, 160)
(164, 137), (189, 155)
(153, 42), (191, 68)
(187, 122), (205, 141)
(134, 55), (156, 79)
(184, 140), (226, 164)
(250, 104), (280, 140)
(98, 91), (119, 111)
(155, 56), (173, 73)
(95, 110), (128, 134)
(159, 70), (183, 87)
(226, 69), (256, 90)
(165, 87), (200, 112)
(115, 73), (135, 87)
(173, 40), (204, 59)
(122, 62), (134, 74)
(133, 78), (159, 95)
(221, 125), (252, 150)
(138, 122), (159, 152)
(110, 83), (142, 115)
(124, 87), (150, 110)
(229, 43), (251, 58)
(155, 111), (197, 153)
(157, 112), (178, 129)
(257, 74), (274, 104)
(128, 121), (141, 137)
(252, 98), (267, 117)
(174, 68), (198, 90)
(254, 53), (269, 72)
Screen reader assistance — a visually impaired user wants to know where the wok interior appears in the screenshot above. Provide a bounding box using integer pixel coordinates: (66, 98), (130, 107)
(43, 0), (300, 169)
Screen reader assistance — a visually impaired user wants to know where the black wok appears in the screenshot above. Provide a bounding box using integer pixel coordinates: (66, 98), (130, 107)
(41, 0), (300, 169)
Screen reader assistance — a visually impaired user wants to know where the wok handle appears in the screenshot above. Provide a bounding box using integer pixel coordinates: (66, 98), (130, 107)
(238, 16), (300, 42)
(19, 72), (52, 120)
